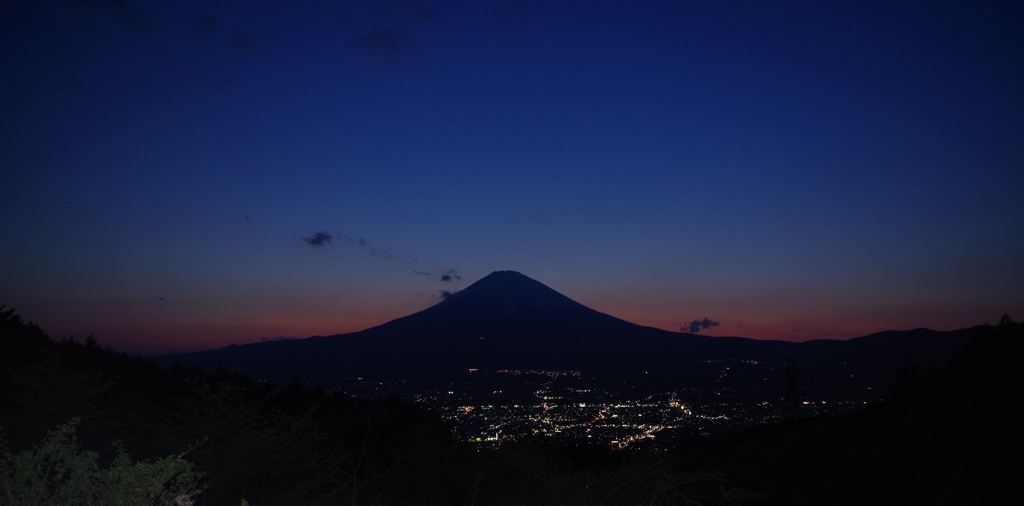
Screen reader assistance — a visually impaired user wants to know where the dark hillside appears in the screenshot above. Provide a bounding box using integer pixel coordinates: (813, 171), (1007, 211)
(3, 303), (1005, 506)
(700, 316), (1020, 505)
(3, 305), (748, 506)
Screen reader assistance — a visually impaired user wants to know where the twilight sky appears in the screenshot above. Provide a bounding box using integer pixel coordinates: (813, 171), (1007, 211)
(2, 0), (1022, 355)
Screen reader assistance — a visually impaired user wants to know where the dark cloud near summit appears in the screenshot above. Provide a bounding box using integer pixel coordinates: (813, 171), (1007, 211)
(685, 318), (720, 333)
(304, 231), (332, 247)
(349, 27), (409, 60)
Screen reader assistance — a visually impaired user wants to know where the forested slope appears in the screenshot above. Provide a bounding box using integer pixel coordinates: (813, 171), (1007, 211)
(1, 305), (752, 506)
(699, 316), (1020, 505)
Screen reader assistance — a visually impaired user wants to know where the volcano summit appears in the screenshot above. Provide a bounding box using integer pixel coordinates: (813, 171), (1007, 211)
(161, 271), (972, 386)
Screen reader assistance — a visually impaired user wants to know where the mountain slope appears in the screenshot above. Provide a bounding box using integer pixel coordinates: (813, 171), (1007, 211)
(159, 271), (974, 386)
(162, 271), (711, 379)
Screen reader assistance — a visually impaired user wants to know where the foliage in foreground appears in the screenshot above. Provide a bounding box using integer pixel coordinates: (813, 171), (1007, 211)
(0, 418), (200, 506)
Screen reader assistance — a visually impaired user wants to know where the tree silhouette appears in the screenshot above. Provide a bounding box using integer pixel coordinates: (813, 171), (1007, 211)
(0, 418), (201, 506)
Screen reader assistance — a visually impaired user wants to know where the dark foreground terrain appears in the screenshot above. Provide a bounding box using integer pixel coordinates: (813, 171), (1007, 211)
(2, 305), (1018, 505)
(698, 314), (1020, 505)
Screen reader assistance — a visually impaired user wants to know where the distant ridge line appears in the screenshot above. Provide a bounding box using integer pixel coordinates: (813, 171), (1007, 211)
(158, 270), (976, 387)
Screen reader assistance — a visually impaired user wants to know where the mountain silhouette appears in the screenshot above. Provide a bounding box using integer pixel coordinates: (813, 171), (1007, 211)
(160, 271), (975, 386)
(381, 270), (636, 336)
(365, 271), (672, 363)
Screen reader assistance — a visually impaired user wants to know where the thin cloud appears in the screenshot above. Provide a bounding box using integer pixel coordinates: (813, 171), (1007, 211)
(684, 317), (720, 333)
(304, 231), (333, 247)
(370, 247), (398, 260)
(336, 233), (461, 282)
(341, 235), (397, 259)
(341, 235), (368, 248)
(440, 289), (459, 300)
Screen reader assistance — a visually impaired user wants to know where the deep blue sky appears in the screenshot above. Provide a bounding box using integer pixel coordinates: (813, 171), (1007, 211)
(2, 0), (1022, 354)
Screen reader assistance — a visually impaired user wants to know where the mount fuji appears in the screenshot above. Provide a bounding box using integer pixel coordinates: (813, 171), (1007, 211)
(160, 271), (974, 386)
